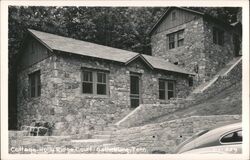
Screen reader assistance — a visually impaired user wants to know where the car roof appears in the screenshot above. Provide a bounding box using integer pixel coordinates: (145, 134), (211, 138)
(176, 122), (242, 153)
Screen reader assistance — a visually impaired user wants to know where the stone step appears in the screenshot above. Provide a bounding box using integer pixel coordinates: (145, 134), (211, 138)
(94, 130), (113, 135)
(92, 134), (111, 139)
(21, 136), (71, 145)
(70, 138), (110, 146)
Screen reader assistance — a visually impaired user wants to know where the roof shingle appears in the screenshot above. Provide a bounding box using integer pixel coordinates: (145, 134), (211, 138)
(28, 29), (194, 75)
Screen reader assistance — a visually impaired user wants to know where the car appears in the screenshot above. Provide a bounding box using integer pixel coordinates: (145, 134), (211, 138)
(175, 122), (242, 154)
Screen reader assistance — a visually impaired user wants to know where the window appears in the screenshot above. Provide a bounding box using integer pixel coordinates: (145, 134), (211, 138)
(188, 77), (193, 87)
(168, 33), (175, 49)
(29, 70), (41, 97)
(159, 79), (175, 100)
(220, 130), (242, 144)
(82, 70), (108, 95)
(82, 71), (93, 94)
(130, 74), (141, 108)
(177, 30), (184, 47)
(171, 11), (176, 21)
(97, 72), (107, 95)
(213, 27), (224, 45)
(167, 30), (184, 50)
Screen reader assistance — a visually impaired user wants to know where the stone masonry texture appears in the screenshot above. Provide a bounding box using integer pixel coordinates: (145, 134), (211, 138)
(111, 115), (241, 153)
(17, 53), (191, 136)
(151, 16), (238, 85)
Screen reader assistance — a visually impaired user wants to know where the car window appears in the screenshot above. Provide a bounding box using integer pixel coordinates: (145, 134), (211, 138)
(220, 130), (242, 143)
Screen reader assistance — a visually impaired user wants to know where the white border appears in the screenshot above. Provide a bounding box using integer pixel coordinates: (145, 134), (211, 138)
(1, 0), (249, 160)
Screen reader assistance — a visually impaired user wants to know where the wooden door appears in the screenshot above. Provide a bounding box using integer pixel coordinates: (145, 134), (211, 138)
(130, 74), (141, 108)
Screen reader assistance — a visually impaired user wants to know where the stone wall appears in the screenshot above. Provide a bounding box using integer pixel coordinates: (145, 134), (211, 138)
(151, 17), (206, 85)
(203, 20), (236, 80)
(111, 115), (241, 153)
(191, 59), (242, 102)
(151, 16), (240, 84)
(17, 53), (191, 136)
(17, 56), (59, 132)
(115, 99), (195, 128)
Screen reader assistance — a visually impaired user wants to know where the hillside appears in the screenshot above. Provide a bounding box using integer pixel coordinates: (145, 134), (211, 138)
(144, 82), (242, 124)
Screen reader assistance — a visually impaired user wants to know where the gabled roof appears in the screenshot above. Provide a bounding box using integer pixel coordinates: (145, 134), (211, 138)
(28, 29), (137, 63)
(149, 7), (204, 35)
(149, 7), (234, 36)
(27, 29), (194, 75)
(142, 55), (193, 75)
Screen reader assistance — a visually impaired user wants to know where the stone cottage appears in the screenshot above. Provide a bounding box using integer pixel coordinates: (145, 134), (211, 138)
(150, 7), (241, 84)
(16, 7), (241, 136)
(17, 29), (194, 135)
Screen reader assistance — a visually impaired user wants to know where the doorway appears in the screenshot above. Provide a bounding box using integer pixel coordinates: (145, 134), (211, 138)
(130, 73), (141, 108)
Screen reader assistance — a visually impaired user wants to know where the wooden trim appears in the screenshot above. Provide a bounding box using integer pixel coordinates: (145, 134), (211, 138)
(81, 69), (110, 96)
(81, 66), (110, 73)
(28, 29), (53, 52)
(125, 54), (154, 70)
(149, 7), (204, 35)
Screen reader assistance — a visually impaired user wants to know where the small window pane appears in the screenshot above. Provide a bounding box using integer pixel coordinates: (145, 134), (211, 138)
(97, 84), (106, 95)
(82, 82), (93, 94)
(159, 90), (165, 100)
(130, 76), (139, 94)
(178, 39), (184, 47)
(83, 71), (92, 82)
(177, 30), (184, 40)
(168, 33), (175, 49)
(168, 82), (174, 90)
(168, 91), (174, 99)
(169, 43), (175, 49)
(169, 34), (175, 42)
(159, 81), (165, 89)
(31, 86), (36, 97)
(97, 72), (106, 83)
(31, 75), (35, 87)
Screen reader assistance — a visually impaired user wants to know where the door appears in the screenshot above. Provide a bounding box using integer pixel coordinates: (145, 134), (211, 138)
(130, 74), (141, 108)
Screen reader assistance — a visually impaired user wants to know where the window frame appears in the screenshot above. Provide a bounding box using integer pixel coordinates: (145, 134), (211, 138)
(168, 33), (175, 49)
(167, 29), (185, 50)
(219, 129), (242, 145)
(29, 70), (41, 98)
(213, 27), (224, 46)
(82, 70), (94, 94)
(158, 79), (176, 100)
(177, 30), (184, 47)
(81, 69), (109, 96)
